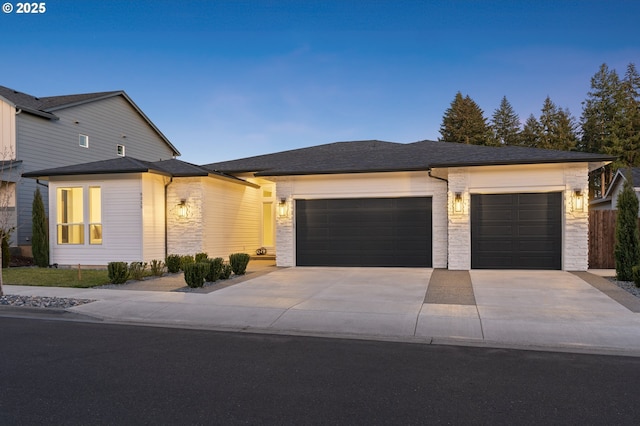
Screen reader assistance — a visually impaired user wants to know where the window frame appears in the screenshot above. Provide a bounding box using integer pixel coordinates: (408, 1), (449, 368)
(79, 134), (89, 148)
(117, 144), (125, 156)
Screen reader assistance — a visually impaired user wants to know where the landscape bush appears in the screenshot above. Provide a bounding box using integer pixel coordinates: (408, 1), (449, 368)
(183, 262), (209, 288)
(195, 252), (208, 263)
(633, 265), (640, 288)
(165, 254), (181, 273)
(205, 257), (224, 282)
(108, 262), (129, 284)
(150, 259), (165, 276)
(229, 253), (250, 275)
(220, 263), (233, 279)
(180, 255), (195, 271)
(128, 262), (148, 280)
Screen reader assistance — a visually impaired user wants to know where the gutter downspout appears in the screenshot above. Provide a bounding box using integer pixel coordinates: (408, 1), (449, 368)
(164, 176), (173, 260)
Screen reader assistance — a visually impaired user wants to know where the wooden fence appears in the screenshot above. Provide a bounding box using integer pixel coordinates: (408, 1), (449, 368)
(588, 210), (640, 269)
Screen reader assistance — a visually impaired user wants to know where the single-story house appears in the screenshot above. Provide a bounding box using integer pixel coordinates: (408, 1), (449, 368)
(23, 140), (614, 271)
(590, 167), (640, 216)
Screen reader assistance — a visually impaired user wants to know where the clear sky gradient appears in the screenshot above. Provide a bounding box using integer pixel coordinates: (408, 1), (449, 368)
(2, 0), (639, 164)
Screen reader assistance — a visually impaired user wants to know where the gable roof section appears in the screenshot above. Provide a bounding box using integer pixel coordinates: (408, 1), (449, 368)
(204, 140), (615, 176)
(22, 157), (256, 187)
(0, 85), (180, 156)
(602, 167), (640, 198)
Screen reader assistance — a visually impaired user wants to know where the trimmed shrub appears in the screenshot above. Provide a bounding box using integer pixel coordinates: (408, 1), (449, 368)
(220, 263), (233, 280)
(195, 252), (208, 263)
(184, 262), (209, 288)
(129, 262), (148, 280)
(32, 188), (49, 267)
(1, 233), (10, 268)
(180, 255), (195, 271)
(150, 259), (165, 277)
(615, 179), (640, 281)
(166, 254), (181, 273)
(205, 257), (224, 282)
(108, 262), (129, 284)
(633, 265), (640, 288)
(229, 253), (250, 275)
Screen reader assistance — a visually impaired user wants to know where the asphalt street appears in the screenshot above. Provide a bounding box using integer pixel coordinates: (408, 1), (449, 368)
(1, 315), (639, 425)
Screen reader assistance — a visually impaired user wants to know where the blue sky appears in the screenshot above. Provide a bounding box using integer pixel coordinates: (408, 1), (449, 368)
(1, 0), (639, 164)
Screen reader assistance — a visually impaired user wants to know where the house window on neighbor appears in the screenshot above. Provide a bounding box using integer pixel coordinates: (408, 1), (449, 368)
(57, 187), (84, 244)
(117, 144), (125, 156)
(79, 134), (89, 148)
(89, 186), (102, 244)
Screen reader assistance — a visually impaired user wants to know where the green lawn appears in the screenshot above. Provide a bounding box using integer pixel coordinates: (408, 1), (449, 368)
(2, 267), (111, 288)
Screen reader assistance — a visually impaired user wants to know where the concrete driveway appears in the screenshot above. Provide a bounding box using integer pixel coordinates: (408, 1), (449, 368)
(7, 267), (640, 355)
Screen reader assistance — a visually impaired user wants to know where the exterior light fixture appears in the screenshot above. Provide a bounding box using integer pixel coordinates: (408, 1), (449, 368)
(454, 192), (463, 213)
(177, 199), (188, 218)
(278, 198), (288, 217)
(574, 189), (584, 212)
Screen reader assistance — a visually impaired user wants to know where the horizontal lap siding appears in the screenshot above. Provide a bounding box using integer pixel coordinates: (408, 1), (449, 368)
(49, 175), (143, 265)
(202, 179), (261, 259)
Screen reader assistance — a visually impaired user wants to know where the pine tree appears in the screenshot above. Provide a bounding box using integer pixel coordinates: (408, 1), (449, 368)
(615, 177), (640, 281)
(32, 187), (49, 267)
(537, 96), (578, 151)
(580, 63), (623, 155)
(520, 114), (541, 148)
(490, 96), (520, 146)
(439, 92), (491, 145)
(617, 63), (640, 167)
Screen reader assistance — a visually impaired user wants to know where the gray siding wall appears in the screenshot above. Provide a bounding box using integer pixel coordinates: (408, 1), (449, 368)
(16, 95), (176, 246)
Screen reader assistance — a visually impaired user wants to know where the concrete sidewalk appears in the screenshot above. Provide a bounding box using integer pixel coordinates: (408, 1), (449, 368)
(3, 267), (640, 357)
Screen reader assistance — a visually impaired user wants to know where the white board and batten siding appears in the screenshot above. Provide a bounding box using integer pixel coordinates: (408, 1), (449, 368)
(48, 173), (166, 266)
(273, 171), (449, 268)
(166, 177), (261, 259)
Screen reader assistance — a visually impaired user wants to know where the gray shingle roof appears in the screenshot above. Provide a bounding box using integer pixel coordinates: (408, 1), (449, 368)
(204, 140), (616, 176)
(22, 157), (252, 186)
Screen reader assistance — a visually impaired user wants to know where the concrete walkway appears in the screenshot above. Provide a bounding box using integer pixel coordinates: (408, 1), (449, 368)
(3, 267), (640, 356)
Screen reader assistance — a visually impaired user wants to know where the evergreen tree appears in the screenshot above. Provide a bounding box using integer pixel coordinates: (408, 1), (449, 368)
(490, 96), (520, 146)
(520, 114), (541, 148)
(537, 96), (578, 150)
(439, 92), (491, 145)
(32, 187), (49, 267)
(617, 63), (640, 166)
(615, 177), (640, 281)
(580, 63), (623, 156)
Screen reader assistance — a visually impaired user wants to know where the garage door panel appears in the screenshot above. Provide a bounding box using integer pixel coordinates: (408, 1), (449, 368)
(471, 193), (561, 270)
(296, 197), (432, 267)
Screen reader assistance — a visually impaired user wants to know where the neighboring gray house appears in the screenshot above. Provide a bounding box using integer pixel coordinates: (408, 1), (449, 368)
(0, 85), (180, 254)
(590, 167), (640, 216)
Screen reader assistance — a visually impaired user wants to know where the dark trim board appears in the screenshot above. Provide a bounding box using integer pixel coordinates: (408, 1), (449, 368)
(296, 197), (432, 267)
(471, 192), (562, 270)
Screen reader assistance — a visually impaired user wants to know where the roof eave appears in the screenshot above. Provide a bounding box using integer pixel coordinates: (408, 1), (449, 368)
(255, 166), (430, 177)
(429, 157), (616, 169)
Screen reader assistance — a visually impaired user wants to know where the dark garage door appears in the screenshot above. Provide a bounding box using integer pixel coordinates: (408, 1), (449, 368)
(296, 197), (432, 267)
(471, 193), (562, 269)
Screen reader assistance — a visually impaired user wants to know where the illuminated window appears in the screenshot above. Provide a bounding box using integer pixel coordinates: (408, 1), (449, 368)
(57, 187), (84, 244)
(79, 134), (89, 148)
(89, 187), (102, 244)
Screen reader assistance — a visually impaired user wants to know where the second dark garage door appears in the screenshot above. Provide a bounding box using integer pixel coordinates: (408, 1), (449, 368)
(296, 197), (432, 267)
(471, 192), (562, 269)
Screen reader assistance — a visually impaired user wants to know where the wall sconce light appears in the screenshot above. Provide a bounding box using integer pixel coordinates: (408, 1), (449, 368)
(454, 192), (463, 213)
(278, 198), (288, 217)
(177, 199), (188, 218)
(573, 189), (584, 212)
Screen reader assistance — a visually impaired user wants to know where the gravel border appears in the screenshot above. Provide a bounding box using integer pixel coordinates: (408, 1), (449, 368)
(0, 295), (95, 309)
(608, 279), (640, 298)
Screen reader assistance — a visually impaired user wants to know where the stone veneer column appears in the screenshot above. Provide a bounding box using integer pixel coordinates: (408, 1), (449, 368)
(447, 169), (470, 270)
(563, 164), (589, 271)
(166, 178), (205, 256)
(274, 178), (294, 267)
